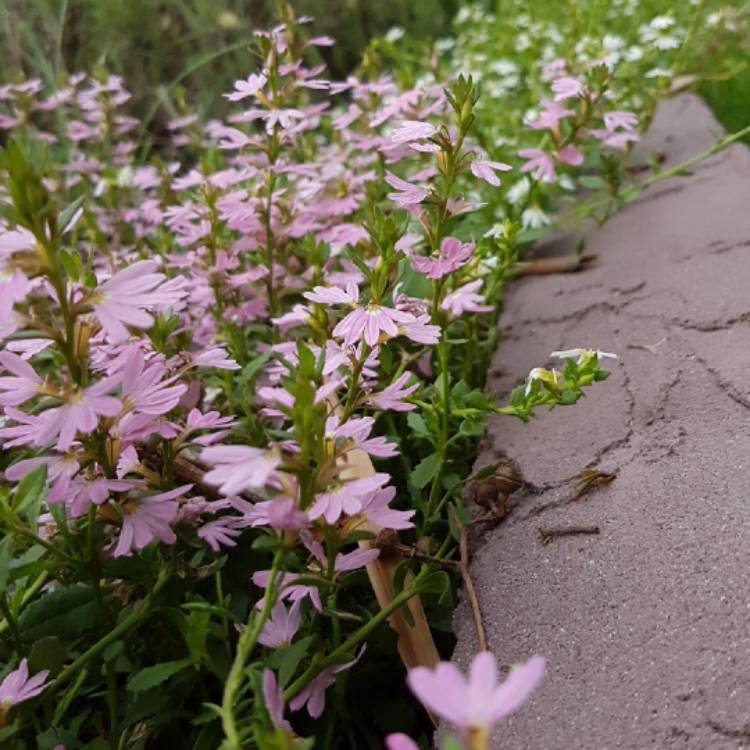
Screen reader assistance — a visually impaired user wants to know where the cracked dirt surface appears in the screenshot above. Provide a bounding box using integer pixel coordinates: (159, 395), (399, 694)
(451, 95), (750, 749)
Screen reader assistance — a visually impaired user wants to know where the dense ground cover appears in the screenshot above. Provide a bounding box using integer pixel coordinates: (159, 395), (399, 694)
(0, 2), (747, 749)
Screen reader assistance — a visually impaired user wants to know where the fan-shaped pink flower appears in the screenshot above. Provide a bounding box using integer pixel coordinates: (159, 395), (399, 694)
(201, 445), (280, 495)
(407, 652), (545, 738)
(470, 159), (512, 187)
(92, 260), (186, 342)
(0, 658), (49, 711)
(411, 237), (475, 279)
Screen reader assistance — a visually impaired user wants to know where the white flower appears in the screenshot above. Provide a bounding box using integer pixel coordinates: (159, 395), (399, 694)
(650, 15), (675, 30)
(521, 206), (550, 229)
(385, 27), (405, 43)
(550, 348), (618, 363)
(507, 177), (531, 205)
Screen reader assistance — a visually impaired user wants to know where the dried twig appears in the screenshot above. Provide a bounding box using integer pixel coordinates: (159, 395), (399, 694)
(451, 507), (486, 652)
(514, 254), (597, 277)
(569, 468), (617, 502)
(537, 525), (600, 545)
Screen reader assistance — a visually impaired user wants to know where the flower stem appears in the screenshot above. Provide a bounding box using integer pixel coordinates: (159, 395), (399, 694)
(221, 545), (284, 750)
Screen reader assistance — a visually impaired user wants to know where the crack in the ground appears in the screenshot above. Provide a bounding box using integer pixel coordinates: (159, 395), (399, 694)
(706, 720), (750, 741)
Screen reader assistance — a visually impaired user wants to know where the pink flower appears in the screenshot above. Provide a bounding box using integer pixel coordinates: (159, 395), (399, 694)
(390, 120), (436, 144)
(365, 373), (419, 412)
(92, 260), (186, 342)
(326, 415), (398, 458)
(197, 517), (243, 551)
(0, 658), (49, 712)
(224, 73), (267, 101)
(202, 445), (280, 495)
(39, 378), (122, 451)
(304, 282), (359, 306)
(358, 486), (415, 530)
(309, 472), (390, 524)
(551, 76), (584, 101)
(253, 570), (322, 611)
(258, 600), (301, 648)
(518, 149), (556, 182)
(385, 171), (429, 207)
(334, 303), (414, 348)
(289, 647), (364, 718)
(401, 315), (440, 345)
(267, 496), (309, 532)
(558, 144), (584, 165)
(385, 734), (419, 750)
(113, 485), (190, 557)
(191, 347), (240, 370)
(442, 280), (493, 317)
(603, 110), (638, 131)
(470, 159), (512, 187)
(262, 669), (292, 733)
(118, 350), (186, 415)
(527, 98), (573, 130)
(0, 352), (43, 406)
(407, 652), (545, 739)
(411, 237), (475, 279)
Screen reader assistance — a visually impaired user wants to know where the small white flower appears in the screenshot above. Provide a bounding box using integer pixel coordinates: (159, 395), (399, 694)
(521, 206), (550, 229)
(507, 177), (531, 205)
(385, 27), (405, 43)
(550, 348), (618, 363)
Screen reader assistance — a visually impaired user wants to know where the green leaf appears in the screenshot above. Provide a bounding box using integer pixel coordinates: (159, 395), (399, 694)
(28, 636), (68, 677)
(19, 584), (108, 642)
(272, 635), (315, 687)
(14, 465), (47, 533)
(126, 658), (192, 693)
(57, 193), (85, 234)
(406, 412), (431, 441)
(183, 610), (210, 666)
(239, 349), (272, 385)
(0, 536), (13, 595)
(411, 452), (442, 490)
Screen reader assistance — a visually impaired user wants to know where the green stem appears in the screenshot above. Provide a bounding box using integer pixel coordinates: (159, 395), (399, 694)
(221, 545), (284, 750)
(0, 596), (24, 655)
(51, 570), (169, 691)
(284, 569), (428, 701)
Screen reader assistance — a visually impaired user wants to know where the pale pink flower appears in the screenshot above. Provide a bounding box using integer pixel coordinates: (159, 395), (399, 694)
(334, 303), (414, 348)
(201, 445), (280, 495)
(118, 349), (185, 415)
(527, 98), (573, 130)
(386, 734), (419, 750)
(603, 110), (638, 131)
(551, 76), (584, 101)
(0, 658), (49, 711)
(198, 517), (243, 551)
(191, 347), (240, 370)
(358, 486), (415, 530)
(390, 120), (436, 144)
(309, 472), (390, 524)
(385, 171), (429, 207)
(442, 280), (493, 317)
(401, 315), (440, 345)
(558, 144), (584, 165)
(470, 159), (512, 187)
(267, 497), (309, 532)
(407, 652), (545, 739)
(518, 148), (556, 182)
(258, 600), (302, 648)
(411, 237), (475, 279)
(224, 73), (267, 101)
(289, 647), (365, 718)
(39, 378), (122, 451)
(304, 282), (359, 306)
(262, 669), (293, 733)
(0, 352), (43, 406)
(325, 416), (398, 459)
(113, 485), (190, 557)
(92, 260), (186, 342)
(365, 373), (419, 412)
(253, 570), (322, 612)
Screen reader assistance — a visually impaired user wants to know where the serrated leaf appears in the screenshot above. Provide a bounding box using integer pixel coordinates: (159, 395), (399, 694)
(411, 452), (442, 489)
(126, 658), (192, 693)
(272, 635), (315, 687)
